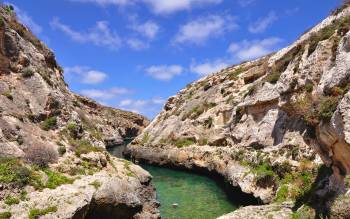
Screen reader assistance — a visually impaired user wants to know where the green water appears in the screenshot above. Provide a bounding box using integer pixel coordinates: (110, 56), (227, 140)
(143, 165), (237, 219)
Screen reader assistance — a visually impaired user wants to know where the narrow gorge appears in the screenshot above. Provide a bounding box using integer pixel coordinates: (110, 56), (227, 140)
(0, 2), (350, 219)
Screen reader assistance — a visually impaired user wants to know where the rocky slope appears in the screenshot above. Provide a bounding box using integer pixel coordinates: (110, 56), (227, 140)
(126, 4), (350, 218)
(0, 5), (159, 219)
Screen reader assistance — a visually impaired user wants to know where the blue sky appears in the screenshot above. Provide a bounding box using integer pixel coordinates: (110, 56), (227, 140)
(6, 0), (341, 119)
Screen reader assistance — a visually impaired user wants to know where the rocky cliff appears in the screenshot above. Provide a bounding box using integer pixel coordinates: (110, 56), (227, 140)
(0, 5), (159, 219)
(126, 4), (350, 218)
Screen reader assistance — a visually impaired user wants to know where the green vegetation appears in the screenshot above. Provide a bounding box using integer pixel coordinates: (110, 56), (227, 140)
(22, 68), (34, 78)
(58, 145), (66, 156)
(198, 138), (208, 146)
(0, 212), (11, 219)
(290, 205), (315, 219)
(141, 132), (150, 145)
(89, 180), (102, 189)
(29, 206), (58, 219)
(3, 5), (14, 14)
(174, 138), (195, 148)
(182, 101), (217, 121)
(123, 160), (135, 177)
(265, 72), (281, 84)
(4, 195), (20, 205)
(318, 96), (339, 121)
(2, 91), (13, 100)
(44, 169), (74, 189)
(274, 185), (289, 203)
(40, 116), (57, 131)
(0, 158), (31, 186)
(228, 67), (246, 80)
(70, 139), (104, 157)
(67, 122), (78, 133)
(305, 83), (313, 93)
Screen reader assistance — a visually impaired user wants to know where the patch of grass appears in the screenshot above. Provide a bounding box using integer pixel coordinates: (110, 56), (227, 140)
(0, 212), (11, 219)
(0, 158), (31, 187)
(89, 180), (101, 189)
(44, 169), (74, 189)
(141, 132), (150, 145)
(22, 68), (34, 78)
(40, 116), (57, 131)
(70, 139), (104, 157)
(123, 160), (135, 177)
(274, 185), (289, 203)
(204, 117), (214, 128)
(28, 206), (58, 219)
(228, 67), (246, 80)
(174, 138), (195, 148)
(4, 195), (20, 205)
(198, 138), (208, 146)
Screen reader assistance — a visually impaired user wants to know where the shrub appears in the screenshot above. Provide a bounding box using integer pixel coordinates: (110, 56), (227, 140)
(58, 145), (66, 156)
(265, 72), (281, 84)
(305, 83), (313, 93)
(40, 117), (57, 131)
(29, 206), (58, 219)
(25, 144), (58, 168)
(318, 96), (339, 121)
(204, 117), (213, 128)
(0, 158), (31, 186)
(22, 68), (34, 78)
(2, 91), (13, 100)
(4, 195), (20, 205)
(0, 212), (11, 219)
(174, 139), (195, 148)
(228, 67), (246, 80)
(89, 180), (101, 189)
(141, 132), (150, 145)
(198, 138), (208, 146)
(71, 139), (104, 157)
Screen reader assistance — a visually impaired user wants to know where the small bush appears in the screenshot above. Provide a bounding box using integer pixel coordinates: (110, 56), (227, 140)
(174, 139), (195, 148)
(204, 117), (213, 128)
(141, 132), (150, 145)
(89, 180), (102, 189)
(22, 68), (34, 78)
(40, 117), (57, 131)
(58, 145), (66, 156)
(318, 96), (339, 121)
(71, 139), (104, 157)
(4, 195), (20, 205)
(265, 72), (281, 84)
(29, 206), (58, 219)
(2, 91), (13, 100)
(25, 144), (58, 168)
(305, 83), (313, 93)
(0, 212), (11, 219)
(0, 158), (31, 186)
(198, 138), (208, 146)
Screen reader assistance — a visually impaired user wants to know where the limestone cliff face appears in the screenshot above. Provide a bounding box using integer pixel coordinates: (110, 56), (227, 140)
(0, 6), (158, 219)
(127, 5), (350, 217)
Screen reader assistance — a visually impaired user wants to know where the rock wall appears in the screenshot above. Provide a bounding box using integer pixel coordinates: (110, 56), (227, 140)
(126, 5), (350, 217)
(0, 5), (158, 219)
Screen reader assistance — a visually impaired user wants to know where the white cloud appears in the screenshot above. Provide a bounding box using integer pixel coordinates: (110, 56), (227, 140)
(8, 3), (42, 35)
(65, 66), (108, 84)
(238, 0), (256, 7)
(126, 38), (149, 50)
(248, 11), (277, 34)
(190, 60), (229, 76)
(118, 97), (166, 116)
(228, 37), (283, 61)
(68, 0), (129, 6)
(145, 65), (183, 81)
(50, 18), (121, 50)
(80, 87), (130, 100)
(174, 15), (237, 45)
(131, 20), (159, 40)
(142, 0), (222, 14)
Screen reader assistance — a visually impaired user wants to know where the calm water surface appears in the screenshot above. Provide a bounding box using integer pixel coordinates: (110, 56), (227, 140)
(108, 145), (237, 219)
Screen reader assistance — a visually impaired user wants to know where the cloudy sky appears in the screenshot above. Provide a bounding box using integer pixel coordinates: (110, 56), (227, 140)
(7, 0), (340, 118)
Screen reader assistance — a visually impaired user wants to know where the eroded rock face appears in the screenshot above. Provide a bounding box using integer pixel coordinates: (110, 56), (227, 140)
(0, 6), (157, 219)
(126, 5), (350, 217)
